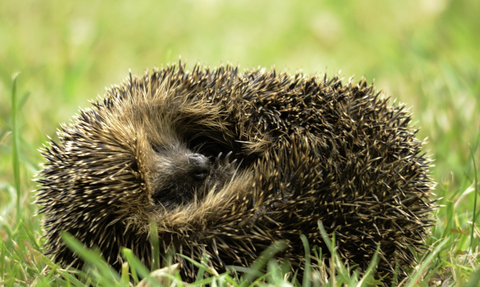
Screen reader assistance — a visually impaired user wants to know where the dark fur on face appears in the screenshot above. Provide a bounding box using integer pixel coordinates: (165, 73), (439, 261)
(149, 143), (237, 208)
(37, 63), (435, 283)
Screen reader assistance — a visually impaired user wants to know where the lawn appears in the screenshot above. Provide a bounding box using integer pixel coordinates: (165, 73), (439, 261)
(1, 0), (479, 286)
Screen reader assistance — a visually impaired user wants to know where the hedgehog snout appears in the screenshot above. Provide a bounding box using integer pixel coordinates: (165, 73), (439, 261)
(188, 153), (210, 180)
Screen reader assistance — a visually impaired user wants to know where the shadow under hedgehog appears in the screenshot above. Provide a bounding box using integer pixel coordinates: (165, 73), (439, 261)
(36, 63), (435, 282)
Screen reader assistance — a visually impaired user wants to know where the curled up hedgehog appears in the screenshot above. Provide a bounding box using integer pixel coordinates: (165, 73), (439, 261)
(37, 63), (435, 282)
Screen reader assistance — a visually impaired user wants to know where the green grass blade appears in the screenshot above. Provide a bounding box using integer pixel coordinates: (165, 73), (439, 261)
(178, 253), (212, 275)
(149, 221), (160, 270)
(237, 240), (287, 287)
(317, 220), (351, 282)
(356, 244), (380, 287)
(62, 232), (121, 284)
(469, 145), (478, 254)
(0, 241), (5, 282)
(405, 238), (449, 287)
(11, 73), (21, 221)
(300, 234), (311, 287)
(465, 267), (480, 287)
(122, 248), (159, 287)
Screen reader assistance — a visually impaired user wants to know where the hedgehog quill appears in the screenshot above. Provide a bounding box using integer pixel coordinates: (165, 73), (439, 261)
(36, 63), (435, 282)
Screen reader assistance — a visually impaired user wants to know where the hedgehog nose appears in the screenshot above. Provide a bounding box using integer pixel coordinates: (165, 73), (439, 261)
(188, 154), (210, 180)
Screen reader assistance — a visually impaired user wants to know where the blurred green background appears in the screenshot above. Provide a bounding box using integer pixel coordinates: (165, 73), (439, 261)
(1, 0), (479, 201)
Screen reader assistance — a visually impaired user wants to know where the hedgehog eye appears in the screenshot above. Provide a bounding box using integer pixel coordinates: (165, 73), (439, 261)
(130, 161), (139, 172)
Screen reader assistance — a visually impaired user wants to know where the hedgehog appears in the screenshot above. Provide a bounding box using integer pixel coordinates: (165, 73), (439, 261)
(36, 63), (435, 283)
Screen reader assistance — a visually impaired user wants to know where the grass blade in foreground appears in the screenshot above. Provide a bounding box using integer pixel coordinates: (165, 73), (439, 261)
(11, 73), (21, 220)
(122, 248), (160, 287)
(405, 238), (450, 287)
(236, 240), (287, 287)
(469, 146), (478, 254)
(465, 267), (480, 287)
(62, 232), (121, 285)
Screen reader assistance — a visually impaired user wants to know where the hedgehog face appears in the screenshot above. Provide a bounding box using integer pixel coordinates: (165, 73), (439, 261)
(149, 143), (209, 208)
(148, 141), (237, 209)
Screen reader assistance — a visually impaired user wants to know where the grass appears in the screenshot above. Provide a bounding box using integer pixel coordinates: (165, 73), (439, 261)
(1, 0), (479, 286)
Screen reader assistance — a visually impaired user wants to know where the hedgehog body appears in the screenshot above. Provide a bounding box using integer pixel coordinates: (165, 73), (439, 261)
(37, 64), (434, 281)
